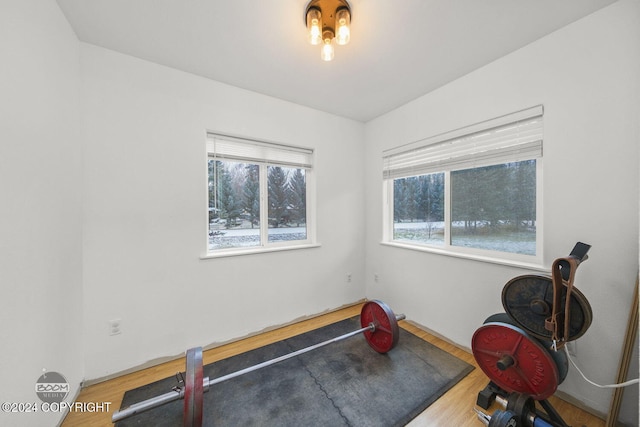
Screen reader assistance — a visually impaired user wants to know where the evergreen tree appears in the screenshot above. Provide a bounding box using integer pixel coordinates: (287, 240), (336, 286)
(483, 164), (506, 228)
(216, 161), (242, 228)
(452, 161), (536, 234)
(452, 168), (481, 232)
(243, 164), (260, 228)
(417, 173), (444, 222)
(453, 165), (499, 232)
(404, 177), (419, 221)
(508, 160), (536, 229)
(288, 168), (306, 226)
(268, 166), (288, 227)
(430, 173), (445, 221)
(393, 179), (407, 222)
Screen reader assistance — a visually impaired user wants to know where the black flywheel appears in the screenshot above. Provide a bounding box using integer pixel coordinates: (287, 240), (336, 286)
(502, 275), (592, 342)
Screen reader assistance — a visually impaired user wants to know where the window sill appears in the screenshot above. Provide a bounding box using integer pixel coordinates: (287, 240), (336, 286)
(380, 241), (548, 272)
(201, 243), (321, 259)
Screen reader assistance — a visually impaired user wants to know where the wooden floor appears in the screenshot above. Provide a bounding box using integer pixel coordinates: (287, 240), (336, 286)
(62, 303), (605, 427)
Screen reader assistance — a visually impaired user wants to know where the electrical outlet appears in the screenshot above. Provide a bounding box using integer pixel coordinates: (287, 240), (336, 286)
(566, 341), (577, 357)
(346, 273), (352, 283)
(109, 319), (122, 336)
(374, 273), (380, 282)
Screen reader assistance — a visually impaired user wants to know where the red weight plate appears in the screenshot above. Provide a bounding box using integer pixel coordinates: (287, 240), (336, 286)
(184, 347), (204, 427)
(360, 300), (399, 353)
(484, 313), (569, 385)
(472, 322), (559, 400)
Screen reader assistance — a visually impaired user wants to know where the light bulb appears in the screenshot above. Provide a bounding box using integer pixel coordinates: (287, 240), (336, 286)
(335, 8), (350, 45)
(306, 8), (322, 45)
(321, 37), (334, 61)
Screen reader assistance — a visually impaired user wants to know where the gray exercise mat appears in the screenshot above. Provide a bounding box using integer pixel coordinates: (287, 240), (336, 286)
(117, 317), (473, 426)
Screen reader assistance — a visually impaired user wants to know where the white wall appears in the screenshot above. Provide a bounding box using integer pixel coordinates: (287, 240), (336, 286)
(0, 1), (84, 426)
(79, 45), (366, 379)
(2, 0), (636, 421)
(364, 0), (639, 415)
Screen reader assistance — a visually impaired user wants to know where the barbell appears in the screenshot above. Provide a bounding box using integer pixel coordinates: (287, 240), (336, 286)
(112, 300), (405, 426)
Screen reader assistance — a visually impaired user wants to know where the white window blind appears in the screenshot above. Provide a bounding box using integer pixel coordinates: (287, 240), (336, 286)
(207, 133), (313, 169)
(383, 105), (543, 179)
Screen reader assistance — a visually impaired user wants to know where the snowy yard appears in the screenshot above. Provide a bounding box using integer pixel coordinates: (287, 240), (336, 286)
(393, 221), (535, 255)
(209, 225), (306, 249)
(209, 220), (534, 255)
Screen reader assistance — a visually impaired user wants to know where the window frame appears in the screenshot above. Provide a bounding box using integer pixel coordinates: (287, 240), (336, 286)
(202, 132), (317, 258)
(382, 107), (544, 269)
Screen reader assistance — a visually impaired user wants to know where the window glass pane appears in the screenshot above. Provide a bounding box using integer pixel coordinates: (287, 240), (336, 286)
(268, 166), (307, 243)
(208, 159), (261, 250)
(450, 160), (536, 255)
(393, 173), (445, 246)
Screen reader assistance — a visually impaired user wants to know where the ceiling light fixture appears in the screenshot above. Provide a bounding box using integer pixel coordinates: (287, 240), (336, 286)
(305, 0), (351, 61)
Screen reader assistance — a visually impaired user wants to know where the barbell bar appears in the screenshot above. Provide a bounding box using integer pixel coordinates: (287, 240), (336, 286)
(112, 300), (405, 425)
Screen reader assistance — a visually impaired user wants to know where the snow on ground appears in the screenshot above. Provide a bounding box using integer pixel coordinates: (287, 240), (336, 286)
(209, 226), (306, 249)
(393, 221), (535, 255)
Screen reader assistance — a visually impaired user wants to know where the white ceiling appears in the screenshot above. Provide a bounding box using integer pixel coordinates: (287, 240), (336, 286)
(56, 0), (616, 122)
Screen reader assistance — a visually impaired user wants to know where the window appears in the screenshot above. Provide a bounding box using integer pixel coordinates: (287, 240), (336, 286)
(206, 133), (314, 255)
(383, 106), (543, 263)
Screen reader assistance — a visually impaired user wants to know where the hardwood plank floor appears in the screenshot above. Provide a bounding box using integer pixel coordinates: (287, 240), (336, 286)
(62, 304), (605, 427)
